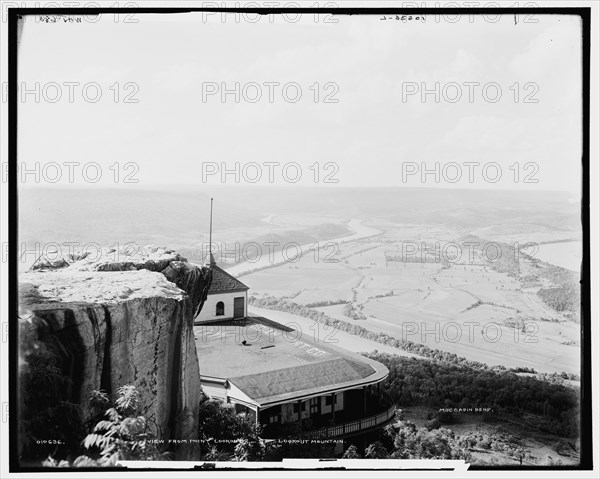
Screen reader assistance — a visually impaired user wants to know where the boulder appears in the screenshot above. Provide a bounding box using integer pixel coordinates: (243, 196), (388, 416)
(19, 245), (212, 460)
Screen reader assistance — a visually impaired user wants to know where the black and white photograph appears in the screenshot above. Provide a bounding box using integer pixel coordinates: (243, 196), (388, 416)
(1, 2), (597, 477)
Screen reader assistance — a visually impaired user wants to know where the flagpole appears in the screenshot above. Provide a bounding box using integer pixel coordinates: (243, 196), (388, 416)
(209, 197), (213, 257)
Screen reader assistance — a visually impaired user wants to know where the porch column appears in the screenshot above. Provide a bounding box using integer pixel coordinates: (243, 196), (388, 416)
(363, 386), (367, 415)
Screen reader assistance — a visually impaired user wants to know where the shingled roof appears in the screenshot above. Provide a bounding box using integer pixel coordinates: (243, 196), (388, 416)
(195, 318), (389, 406)
(230, 358), (377, 405)
(208, 265), (249, 294)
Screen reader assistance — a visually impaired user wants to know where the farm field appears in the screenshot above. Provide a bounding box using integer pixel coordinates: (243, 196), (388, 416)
(226, 218), (381, 277)
(471, 222), (582, 246)
(248, 306), (421, 359)
(242, 253), (361, 300)
(243, 220), (581, 376)
(341, 309), (578, 374)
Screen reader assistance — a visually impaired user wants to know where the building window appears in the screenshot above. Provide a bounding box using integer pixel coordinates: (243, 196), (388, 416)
(268, 405), (281, 423)
(269, 415), (280, 424)
(293, 402), (300, 414)
(216, 301), (224, 316)
(310, 397), (319, 415)
(325, 395), (333, 406)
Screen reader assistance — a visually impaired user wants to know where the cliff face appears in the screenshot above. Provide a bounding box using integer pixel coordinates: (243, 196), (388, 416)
(19, 246), (212, 459)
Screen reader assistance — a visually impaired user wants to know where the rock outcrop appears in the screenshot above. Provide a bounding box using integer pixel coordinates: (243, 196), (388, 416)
(19, 246), (212, 459)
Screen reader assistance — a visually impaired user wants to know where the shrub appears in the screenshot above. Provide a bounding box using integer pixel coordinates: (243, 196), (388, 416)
(79, 385), (169, 465)
(342, 445), (361, 459)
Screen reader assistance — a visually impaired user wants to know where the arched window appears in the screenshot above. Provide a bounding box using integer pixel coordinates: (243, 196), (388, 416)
(216, 301), (224, 316)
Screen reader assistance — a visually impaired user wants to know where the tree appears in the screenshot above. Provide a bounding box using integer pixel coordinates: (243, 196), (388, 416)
(342, 445), (361, 459)
(43, 385), (168, 468)
(425, 417), (441, 430)
(20, 345), (84, 461)
(79, 385), (169, 465)
(197, 396), (262, 458)
(364, 441), (389, 459)
(198, 396), (257, 442)
(385, 419), (471, 461)
(233, 437), (265, 462)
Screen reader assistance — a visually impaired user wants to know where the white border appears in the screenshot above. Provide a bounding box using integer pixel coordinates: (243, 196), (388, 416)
(0, 1), (597, 478)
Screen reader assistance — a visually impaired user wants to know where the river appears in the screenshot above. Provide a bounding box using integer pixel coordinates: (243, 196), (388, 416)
(225, 218), (382, 277)
(535, 240), (582, 272)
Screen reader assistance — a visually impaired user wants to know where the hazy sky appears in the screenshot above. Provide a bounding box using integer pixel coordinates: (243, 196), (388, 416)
(16, 11), (583, 193)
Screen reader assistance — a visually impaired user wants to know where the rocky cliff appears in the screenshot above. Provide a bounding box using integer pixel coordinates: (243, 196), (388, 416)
(19, 246), (212, 460)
